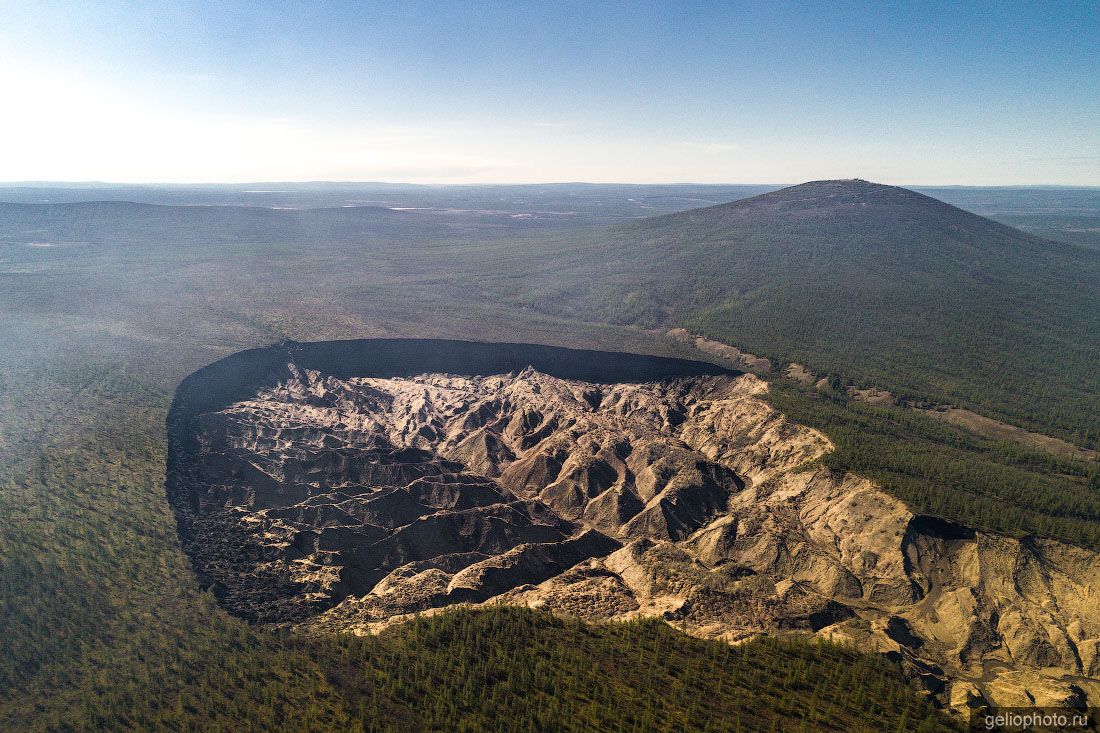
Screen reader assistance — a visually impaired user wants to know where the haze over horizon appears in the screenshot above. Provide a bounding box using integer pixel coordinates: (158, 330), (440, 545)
(2, 1), (1097, 186)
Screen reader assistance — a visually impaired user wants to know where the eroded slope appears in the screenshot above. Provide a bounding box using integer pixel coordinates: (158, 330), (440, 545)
(175, 364), (1100, 709)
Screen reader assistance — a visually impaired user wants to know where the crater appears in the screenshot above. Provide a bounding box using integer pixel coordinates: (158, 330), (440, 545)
(166, 339), (743, 624)
(166, 339), (1100, 709)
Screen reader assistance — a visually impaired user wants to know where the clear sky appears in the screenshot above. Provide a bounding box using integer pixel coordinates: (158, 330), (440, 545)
(1, 1), (1097, 185)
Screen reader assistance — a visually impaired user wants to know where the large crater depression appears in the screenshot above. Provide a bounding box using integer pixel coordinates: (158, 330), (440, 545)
(167, 339), (1100, 710)
(166, 339), (770, 625)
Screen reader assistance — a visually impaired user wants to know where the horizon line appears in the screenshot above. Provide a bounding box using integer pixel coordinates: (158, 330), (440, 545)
(1, 179), (1098, 190)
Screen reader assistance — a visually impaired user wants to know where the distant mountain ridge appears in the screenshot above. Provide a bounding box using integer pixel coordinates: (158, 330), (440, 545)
(5, 181), (1097, 248)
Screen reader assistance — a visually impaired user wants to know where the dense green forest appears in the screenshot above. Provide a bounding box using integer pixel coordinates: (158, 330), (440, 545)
(0, 404), (952, 732)
(767, 383), (1100, 549)
(493, 180), (1100, 450)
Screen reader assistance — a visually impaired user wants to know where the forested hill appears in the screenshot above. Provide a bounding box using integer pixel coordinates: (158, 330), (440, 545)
(0, 199), (558, 245)
(508, 179), (1100, 447)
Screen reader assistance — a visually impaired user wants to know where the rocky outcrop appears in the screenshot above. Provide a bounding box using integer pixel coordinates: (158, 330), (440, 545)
(172, 358), (1100, 709)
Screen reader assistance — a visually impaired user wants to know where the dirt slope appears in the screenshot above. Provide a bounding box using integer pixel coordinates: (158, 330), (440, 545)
(177, 364), (1100, 709)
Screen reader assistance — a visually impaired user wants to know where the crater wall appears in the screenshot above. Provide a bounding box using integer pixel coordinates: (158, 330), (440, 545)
(166, 338), (1100, 711)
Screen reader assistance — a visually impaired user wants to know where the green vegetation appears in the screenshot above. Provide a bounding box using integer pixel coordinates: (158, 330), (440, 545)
(329, 608), (954, 733)
(0, 268), (949, 731)
(0, 405), (952, 732)
(497, 180), (1100, 449)
(768, 382), (1100, 548)
(481, 179), (1100, 549)
(1, 182), (1096, 729)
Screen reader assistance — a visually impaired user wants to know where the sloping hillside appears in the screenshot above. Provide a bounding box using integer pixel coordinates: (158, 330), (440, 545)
(502, 180), (1100, 448)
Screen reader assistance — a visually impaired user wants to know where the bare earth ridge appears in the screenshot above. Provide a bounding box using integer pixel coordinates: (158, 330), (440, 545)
(179, 364), (1100, 710)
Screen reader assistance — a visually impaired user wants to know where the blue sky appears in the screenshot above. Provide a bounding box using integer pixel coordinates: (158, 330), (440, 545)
(1, 1), (1097, 184)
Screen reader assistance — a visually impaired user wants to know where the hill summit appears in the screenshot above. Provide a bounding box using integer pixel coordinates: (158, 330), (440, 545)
(688, 178), (953, 216)
(509, 179), (1100, 445)
(640, 178), (1052, 265)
